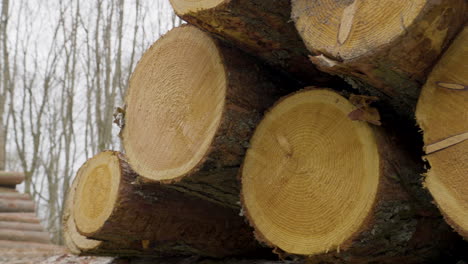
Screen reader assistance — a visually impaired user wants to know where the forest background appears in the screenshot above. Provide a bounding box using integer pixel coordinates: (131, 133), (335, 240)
(0, 0), (181, 244)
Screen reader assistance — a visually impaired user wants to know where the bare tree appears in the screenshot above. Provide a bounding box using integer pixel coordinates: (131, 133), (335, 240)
(3, 0), (180, 244)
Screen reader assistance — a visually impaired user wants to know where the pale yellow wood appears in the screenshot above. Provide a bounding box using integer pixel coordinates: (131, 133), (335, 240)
(122, 25), (226, 181)
(63, 172), (102, 254)
(73, 152), (120, 236)
(293, 0), (426, 60)
(416, 27), (468, 237)
(242, 89), (379, 255)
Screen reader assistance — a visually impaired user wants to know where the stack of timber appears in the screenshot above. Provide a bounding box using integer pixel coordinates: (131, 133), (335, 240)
(62, 0), (468, 263)
(168, 0), (335, 85)
(291, 0), (466, 119)
(64, 151), (261, 258)
(0, 171), (66, 263)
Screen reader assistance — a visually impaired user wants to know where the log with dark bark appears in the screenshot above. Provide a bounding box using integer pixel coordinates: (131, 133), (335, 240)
(0, 228), (50, 244)
(416, 26), (468, 238)
(0, 221), (45, 232)
(0, 198), (35, 212)
(241, 89), (459, 263)
(121, 25), (287, 209)
(292, 0), (466, 118)
(68, 151), (262, 258)
(64, 171), (159, 257)
(0, 171), (25, 186)
(169, 0), (332, 85)
(0, 213), (41, 223)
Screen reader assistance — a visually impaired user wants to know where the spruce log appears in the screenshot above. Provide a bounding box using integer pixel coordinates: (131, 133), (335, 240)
(0, 213), (41, 223)
(0, 187), (17, 192)
(241, 89), (457, 263)
(0, 228), (50, 244)
(0, 171), (25, 185)
(416, 26), (468, 238)
(64, 170), (168, 257)
(0, 239), (64, 250)
(169, 0), (331, 85)
(292, 0), (466, 118)
(0, 198), (35, 212)
(0, 221), (45, 232)
(122, 25), (286, 208)
(72, 151), (260, 258)
(0, 192), (31, 200)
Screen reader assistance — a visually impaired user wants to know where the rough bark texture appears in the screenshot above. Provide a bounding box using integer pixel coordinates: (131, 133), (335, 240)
(0, 212), (41, 223)
(64, 169), (185, 257)
(0, 171), (25, 185)
(0, 229), (51, 244)
(74, 152), (262, 258)
(0, 198), (35, 212)
(170, 0), (332, 85)
(293, 0), (466, 119)
(0, 221), (45, 232)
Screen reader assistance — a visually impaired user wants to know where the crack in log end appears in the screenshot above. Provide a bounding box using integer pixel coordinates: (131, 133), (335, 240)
(436, 82), (468, 91)
(309, 54), (340, 68)
(338, 0), (358, 46)
(276, 134), (293, 158)
(424, 132), (468, 155)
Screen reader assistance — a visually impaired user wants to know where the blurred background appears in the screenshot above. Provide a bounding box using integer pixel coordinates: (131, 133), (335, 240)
(0, 0), (182, 244)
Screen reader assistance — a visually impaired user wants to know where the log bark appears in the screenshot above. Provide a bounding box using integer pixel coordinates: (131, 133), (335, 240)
(169, 0), (333, 85)
(0, 198), (35, 212)
(0, 187), (17, 192)
(122, 25), (288, 209)
(0, 239), (63, 250)
(0, 192), (31, 200)
(0, 213), (41, 223)
(292, 0), (467, 118)
(0, 171), (25, 185)
(64, 168), (180, 257)
(416, 26), (468, 238)
(0, 221), (45, 232)
(71, 151), (262, 258)
(241, 89), (459, 264)
(0, 228), (50, 244)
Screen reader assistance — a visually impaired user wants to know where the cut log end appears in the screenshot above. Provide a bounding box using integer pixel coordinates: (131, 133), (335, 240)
(292, 0), (425, 60)
(73, 151), (120, 236)
(169, 0), (226, 15)
(241, 89), (379, 255)
(63, 170), (103, 254)
(416, 27), (468, 238)
(122, 25), (226, 181)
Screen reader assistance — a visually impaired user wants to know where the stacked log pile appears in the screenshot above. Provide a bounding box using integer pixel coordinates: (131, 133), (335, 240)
(63, 0), (468, 263)
(0, 171), (67, 263)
